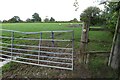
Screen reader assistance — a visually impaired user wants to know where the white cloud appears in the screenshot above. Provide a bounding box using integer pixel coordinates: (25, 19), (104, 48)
(0, 0), (104, 21)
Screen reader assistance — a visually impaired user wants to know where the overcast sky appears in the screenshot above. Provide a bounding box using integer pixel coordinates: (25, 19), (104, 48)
(0, 0), (104, 21)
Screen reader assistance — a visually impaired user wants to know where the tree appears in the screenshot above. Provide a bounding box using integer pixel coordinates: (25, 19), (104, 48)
(8, 16), (22, 23)
(50, 17), (55, 22)
(80, 6), (101, 25)
(2, 20), (8, 23)
(32, 13), (41, 22)
(103, 2), (119, 34)
(44, 18), (49, 22)
(70, 18), (78, 22)
(26, 18), (33, 23)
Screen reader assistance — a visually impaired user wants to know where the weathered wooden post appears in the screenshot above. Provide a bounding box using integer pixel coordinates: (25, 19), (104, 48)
(109, 2), (120, 78)
(108, 10), (120, 68)
(80, 22), (89, 63)
(108, 9), (120, 69)
(108, 8), (120, 79)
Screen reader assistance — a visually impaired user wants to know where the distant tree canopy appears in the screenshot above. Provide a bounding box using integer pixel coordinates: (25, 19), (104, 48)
(8, 16), (23, 23)
(50, 17), (55, 22)
(70, 18), (78, 22)
(2, 20), (8, 23)
(80, 6), (102, 26)
(44, 17), (49, 22)
(32, 13), (42, 22)
(26, 18), (34, 23)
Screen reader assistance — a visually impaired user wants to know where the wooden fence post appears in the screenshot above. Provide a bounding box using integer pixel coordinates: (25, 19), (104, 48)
(80, 22), (89, 63)
(108, 10), (120, 69)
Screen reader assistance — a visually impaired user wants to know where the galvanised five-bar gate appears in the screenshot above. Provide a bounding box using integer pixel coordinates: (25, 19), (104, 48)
(0, 29), (74, 70)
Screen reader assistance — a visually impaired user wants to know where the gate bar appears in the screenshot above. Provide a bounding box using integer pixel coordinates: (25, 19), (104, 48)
(11, 60), (73, 70)
(11, 32), (14, 60)
(51, 31), (54, 47)
(0, 36), (72, 42)
(72, 31), (74, 70)
(38, 32), (42, 64)
(0, 43), (73, 50)
(0, 29), (73, 33)
(0, 51), (72, 60)
(0, 48), (72, 55)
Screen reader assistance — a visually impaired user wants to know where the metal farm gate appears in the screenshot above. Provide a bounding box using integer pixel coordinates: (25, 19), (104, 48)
(0, 29), (74, 70)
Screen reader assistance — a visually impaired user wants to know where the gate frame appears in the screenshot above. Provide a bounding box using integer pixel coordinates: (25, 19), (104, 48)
(0, 29), (74, 70)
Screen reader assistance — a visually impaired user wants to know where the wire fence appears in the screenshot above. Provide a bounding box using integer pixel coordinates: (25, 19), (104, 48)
(0, 29), (74, 70)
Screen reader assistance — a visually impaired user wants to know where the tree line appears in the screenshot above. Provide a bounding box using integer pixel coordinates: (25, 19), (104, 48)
(1, 13), (79, 23)
(2, 13), (56, 23)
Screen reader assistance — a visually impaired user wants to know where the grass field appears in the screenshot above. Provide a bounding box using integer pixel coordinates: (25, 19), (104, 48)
(1, 23), (113, 51)
(1, 23), (117, 78)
